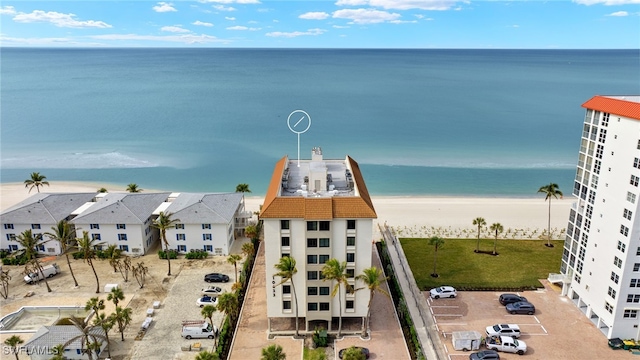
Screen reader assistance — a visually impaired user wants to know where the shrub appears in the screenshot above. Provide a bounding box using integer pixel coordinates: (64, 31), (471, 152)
(157, 250), (178, 259)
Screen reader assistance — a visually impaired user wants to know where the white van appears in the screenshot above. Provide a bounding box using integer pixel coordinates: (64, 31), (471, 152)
(24, 263), (60, 284)
(181, 320), (218, 339)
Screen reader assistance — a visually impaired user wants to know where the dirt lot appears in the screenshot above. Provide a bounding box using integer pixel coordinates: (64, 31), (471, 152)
(425, 283), (635, 360)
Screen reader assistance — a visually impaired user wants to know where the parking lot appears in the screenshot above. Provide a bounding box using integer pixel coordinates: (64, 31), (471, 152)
(425, 283), (635, 359)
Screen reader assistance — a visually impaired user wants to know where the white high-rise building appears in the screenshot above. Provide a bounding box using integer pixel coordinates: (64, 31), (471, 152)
(558, 95), (640, 339)
(260, 147), (377, 335)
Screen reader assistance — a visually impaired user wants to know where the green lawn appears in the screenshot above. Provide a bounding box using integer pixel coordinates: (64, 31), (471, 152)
(399, 238), (564, 290)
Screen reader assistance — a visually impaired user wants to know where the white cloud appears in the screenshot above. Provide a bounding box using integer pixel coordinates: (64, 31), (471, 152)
(225, 16), (236, 20)
(0, 6), (16, 15)
(0, 35), (76, 46)
(607, 10), (629, 15)
(214, 5), (236, 11)
(161, 25), (191, 33)
(226, 25), (261, 30)
(153, 2), (177, 13)
(333, 25), (350, 28)
(192, 20), (214, 27)
(333, 8), (401, 24)
(335, 0), (368, 5)
(389, 19), (418, 23)
(199, 0), (261, 3)
(573, 0), (640, 4)
(13, 10), (112, 28)
(336, 0), (459, 10)
(266, 28), (326, 38)
(91, 33), (227, 44)
(300, 12), (330, 20)
(510, 24), (520, 28)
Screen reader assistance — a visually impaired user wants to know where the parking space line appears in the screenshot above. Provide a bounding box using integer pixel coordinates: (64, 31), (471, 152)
(430, 305), (459, 308)
(540, 325), (548, 334)
(438, 323), (468, 326)
(533, 315), (541, 323)
(434, 314), (463, 317)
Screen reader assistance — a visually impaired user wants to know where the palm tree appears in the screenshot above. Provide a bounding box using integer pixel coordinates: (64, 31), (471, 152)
(245, 224), (259, 241)
(12, 229), (52, 292)
(196, 351), (220, 360)
(538, 183), (563, 247)
(428, 236), (445, 277)
(216, 292), (239, 347)
(322, 258), (351, 337)
(241, 241), (255, 258)
(472, 217), (486, 253)
(110, 306), (132, 341)
(355, 266), (389, 337)
(107, 287), (125, 307)
(76, 231), (105, 293)
(490, 223), (504, 255)
(4, 335), (23, 360)
(273, 256), (299, 337)
(97, 187), (108, 193)
(85, 297), (111, 359)
(227, 254), (242, 283)
(46, 220), (79, 287)
(132, 261), (149, 288)
(152, 211), (180, 276)
(235, 183), (251, 193)
(105, 244), (122, 273)
(50, 344), (65, 360)
(261, 344), (286, 360)
(63, 316), (108, 360)
(201, 304), (217, 328)
(24, 172), (49, 193)
(126, 183), (142, 193)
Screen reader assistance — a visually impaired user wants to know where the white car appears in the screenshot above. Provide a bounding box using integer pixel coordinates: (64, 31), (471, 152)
(429, 286), (457, 299)
(485, 324), (521, 338)
(196, 295), (218, 307)
(202, 286), (222, 296)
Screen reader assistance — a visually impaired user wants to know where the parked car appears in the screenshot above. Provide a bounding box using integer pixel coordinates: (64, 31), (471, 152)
(469, 350), (500, 360)
(429, 286), (457, 299)
(499, 293), (527, 306)
(204, 273), (229, 283)
(338, 346), (370, 359)
(485, 324), (521, 338)
(485, 335), (527, 355)
(202, 286), (223, 295)
(505, 301), (535, 315)
(196, 295), (218, 307)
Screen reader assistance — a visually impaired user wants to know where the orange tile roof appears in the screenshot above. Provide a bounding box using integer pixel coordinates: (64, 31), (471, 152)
(582, 96), (640, 121)
(260, 155), (377, 219)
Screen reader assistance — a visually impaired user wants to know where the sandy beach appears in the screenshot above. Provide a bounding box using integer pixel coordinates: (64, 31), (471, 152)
(1, 181), (572, 239)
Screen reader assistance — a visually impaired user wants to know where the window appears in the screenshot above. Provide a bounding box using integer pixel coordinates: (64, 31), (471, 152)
(283, 301), (291, 310)
(29, 224), (40, 230)
(119, 245), (129, 252)
(308, 287), (318, 296)
(177, 245), (187, 252)
(611, 272), (619, 284)
(3, 224), (14, 230)
(584, 219), (591, 232)
(632, 175), (640, 187)
(177, 234), (186, 241)
(203, 234), (212, 241)
(602, 112), (610, 126)
(319, 255), (330, 264)
(281, 253), (290, 258)
(175, 224), (184, 229)
(280, 220), (290, 230)
(624, 209), (633, 221)
(624, 310), (638, 319)
(319, 238), (330, 247)
(281, 237), (290, 247)
(347, 237), (356, 246)
(307, 238), (318, 247)
(308, 303), (318, 311)
(588, 190), (596, 204)
(595, 144), (604, 159)
(614, 256), (623, 268)
(118, 234), (128, 241)
(629, 192), (637, 204)
(634, 157), (640, 169)
(605, 302), (613, 314)
(346, 253), (355, 263)
(346, 269), (355, 278)
(319, 302), (330, 311)
(204, 245), (213, 252)
(581, 233), (588, 247)
(634, 263), (640, 272)
(608, 287), (617, 299)
(598, 128), (607, 143)
(307, 255), (318, 264)
(347, 220), (356, 230)
(6, 234), (16, 241)
(92, 234), (101, 241)
(90, 224), (100, 229)
(283, 285), (291, 295)
(319, 221), (330, 231)
(202, 224), (211, 230)
(307, 221), (318, 231)
(586, 204), (593, 219)
(319, 287), (330, 295)
(618, 241), (626, 253)
(628, 295), (640, 303)
(307, 271), (318, 280)
(621, 225), (629, 237)
(631, 279), (640, 287)
(116, 224), (126, 229)
(346, 300), (354, 310)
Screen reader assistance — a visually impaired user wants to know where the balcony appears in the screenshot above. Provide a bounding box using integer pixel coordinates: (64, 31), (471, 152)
(548, 273), (571, 285)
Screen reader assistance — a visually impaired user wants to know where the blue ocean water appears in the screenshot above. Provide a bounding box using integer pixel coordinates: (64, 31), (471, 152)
(1, 48), (639, 196)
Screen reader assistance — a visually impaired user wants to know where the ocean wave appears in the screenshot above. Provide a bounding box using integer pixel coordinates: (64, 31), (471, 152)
(0, 151), (161, 169)
(359, 158), (576, 170)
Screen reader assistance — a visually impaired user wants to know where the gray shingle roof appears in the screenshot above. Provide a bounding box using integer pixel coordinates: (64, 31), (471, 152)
(71, 192), (171, 224)
(24, 325), (106, 350)
(0, 193), (98, 224)
(165, 193), (243, 224)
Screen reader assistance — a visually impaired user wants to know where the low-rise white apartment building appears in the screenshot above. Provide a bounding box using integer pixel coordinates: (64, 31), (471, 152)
(260, 147), (377, 335)
(556, 95), (640, 339)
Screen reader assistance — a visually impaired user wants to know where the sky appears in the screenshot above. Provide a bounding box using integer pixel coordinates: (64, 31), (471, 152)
(0, 0), (639, 48)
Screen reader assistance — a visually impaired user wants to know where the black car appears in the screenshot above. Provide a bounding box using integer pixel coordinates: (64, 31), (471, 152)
(498, 293), (527, 306)
(505, 301), (536, 315)
(338, 346), (370, 359)
(204, 273), (230, 283)
(469, 350), (500, 360)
